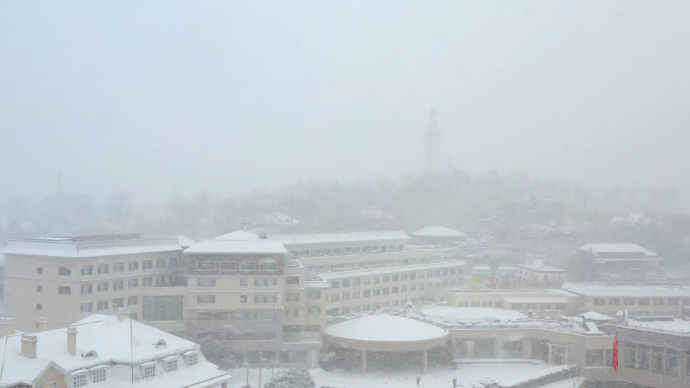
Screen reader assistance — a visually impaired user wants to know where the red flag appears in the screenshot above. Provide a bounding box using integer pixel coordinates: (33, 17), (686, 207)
(612, 333), (619, 371)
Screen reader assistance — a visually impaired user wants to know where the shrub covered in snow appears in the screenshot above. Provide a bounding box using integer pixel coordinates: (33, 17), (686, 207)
(264, 368), (315, 388)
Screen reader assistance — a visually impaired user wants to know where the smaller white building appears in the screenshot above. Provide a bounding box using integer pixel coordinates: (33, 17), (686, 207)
(0, 312), (231, 388)
(516, 260), (566, 284)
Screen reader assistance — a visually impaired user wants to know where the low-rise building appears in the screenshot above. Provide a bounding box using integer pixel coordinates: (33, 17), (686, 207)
(584, 315), (690, 388)
(425, 287), (581, 317)
(579, 243), (661, 275)
(516, 260), (566, 285)
(562, 282), (690, 318)
(0, 312), (231, 388)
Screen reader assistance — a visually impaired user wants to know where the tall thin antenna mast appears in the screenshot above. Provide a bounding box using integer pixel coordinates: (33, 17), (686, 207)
(58, 171), (61, 192)
(174, 168), (178, 198)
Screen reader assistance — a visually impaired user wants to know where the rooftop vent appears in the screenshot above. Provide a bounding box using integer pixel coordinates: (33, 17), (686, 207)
(82, 350), (98, 359)
(154, 339), (167, 348)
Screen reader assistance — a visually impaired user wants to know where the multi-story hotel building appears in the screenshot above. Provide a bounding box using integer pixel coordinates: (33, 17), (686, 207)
(3, 234), (184, 331)
(182, 230), (324, 367)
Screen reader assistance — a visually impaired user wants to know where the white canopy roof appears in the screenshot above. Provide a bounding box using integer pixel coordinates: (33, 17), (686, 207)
(411, 226), (467, 238)
(324, 315), (447, 342)
(214, 230), (260, 241)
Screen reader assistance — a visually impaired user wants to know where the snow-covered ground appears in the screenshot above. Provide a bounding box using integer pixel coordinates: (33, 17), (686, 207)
(534, 376), (584, 388)
(227, 363), (571, 388)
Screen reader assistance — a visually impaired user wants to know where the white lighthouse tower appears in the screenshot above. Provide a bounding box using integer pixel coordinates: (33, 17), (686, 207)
(425, 109), (441, 172)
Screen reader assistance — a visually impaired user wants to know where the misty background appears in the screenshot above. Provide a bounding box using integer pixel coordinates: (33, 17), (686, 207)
(2, 1), (690, 261)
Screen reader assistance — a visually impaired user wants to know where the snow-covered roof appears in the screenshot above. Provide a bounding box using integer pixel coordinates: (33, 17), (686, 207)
(178, 235), (196, 248)
(319, 261), (466, 280)
(628, 319), (690, 334)
(411, 226), (467, 238)
(421, 307), (528, 323)
(214, 230), (260, 241)
(580, 243), (658, 257)
(277, 231), (409, 246)
(2, 238), (182, 258)
(580, 311), (612, 321)
(184, 238), (287, 255)
(517, 260), (565, 273)
(562, 282), (690, 297)
(324, 315), (448, 342)
(626, 319), (690, 334)
(0, 315), (229, 387)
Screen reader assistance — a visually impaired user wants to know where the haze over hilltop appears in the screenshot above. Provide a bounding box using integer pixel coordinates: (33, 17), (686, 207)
(1, 1), (690, 203)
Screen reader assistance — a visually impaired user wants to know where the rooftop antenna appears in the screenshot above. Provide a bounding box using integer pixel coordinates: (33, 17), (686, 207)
(174, 168), (178, 198)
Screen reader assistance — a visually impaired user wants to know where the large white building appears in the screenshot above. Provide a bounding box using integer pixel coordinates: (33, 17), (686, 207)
(0, 312), (230, 388)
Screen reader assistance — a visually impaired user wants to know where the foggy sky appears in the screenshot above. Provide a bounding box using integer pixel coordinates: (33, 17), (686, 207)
(1, 1), (689, 203)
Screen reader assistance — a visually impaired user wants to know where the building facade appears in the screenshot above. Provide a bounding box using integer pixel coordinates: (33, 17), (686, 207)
(3, 234), (184, 331)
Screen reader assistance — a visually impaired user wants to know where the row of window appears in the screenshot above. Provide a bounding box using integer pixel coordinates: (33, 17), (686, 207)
(622, 343), (689, 377)
(332, 298), (417, 315)
(196, 260), (278, 272)
(36, 260), (169, 278)
(196, 294), (279, 304)
(285, 306), (324, 317)
(77, 276), (168, 295)
(307, 256), (445, 271)
(195, 276), (300, 287)
(511, 302), (567, 311)
(290, 244), (406, 258)
(330, 284), (430, 302)
(330, 268), (461, 288)
(593, 297), (690, 306)
(79, 296), (139, 312)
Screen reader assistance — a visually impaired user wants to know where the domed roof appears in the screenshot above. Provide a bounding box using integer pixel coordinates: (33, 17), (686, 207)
(325, 315), (447, 342)
(214, 230), (260, 241)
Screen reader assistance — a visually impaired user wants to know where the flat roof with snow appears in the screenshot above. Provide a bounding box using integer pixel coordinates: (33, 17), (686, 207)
(184, 239), (287, 255)
(411, 226), (467, 238)
(3, 237), (182, 258)
(421, 307), (528, 323)
(277, 231), (410, 246)
(517, 260), (565, 273)
(625, 319), (690, 334)
(562, 282), (690, 297)
(579, 244), (659, 262)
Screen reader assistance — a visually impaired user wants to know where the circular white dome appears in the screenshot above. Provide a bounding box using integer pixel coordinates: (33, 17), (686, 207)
(325, 315), (447, 342)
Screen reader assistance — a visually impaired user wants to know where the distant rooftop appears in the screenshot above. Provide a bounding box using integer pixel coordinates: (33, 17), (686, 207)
(562, 282), (690, 297)
(411, 226), (467, 238)
(517, 260), (565, 273)
(214, 230), (260, 241)
(277, 231), (409, 245)
(3, 234), (182, 258)
(580, 244), (659, 257)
